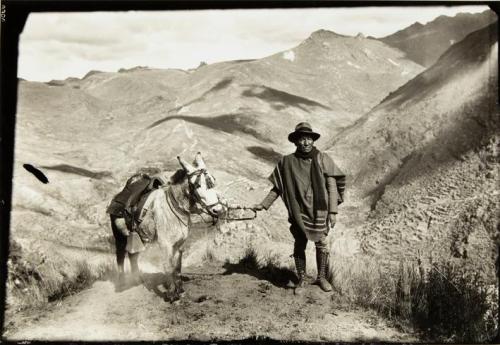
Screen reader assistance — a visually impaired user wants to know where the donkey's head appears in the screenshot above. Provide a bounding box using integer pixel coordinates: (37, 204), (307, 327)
(177, 152), (224, 217)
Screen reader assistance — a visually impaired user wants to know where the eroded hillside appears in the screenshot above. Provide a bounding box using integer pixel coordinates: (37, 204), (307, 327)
(329, 22), (499, 284)
(380, 9), (496, 67)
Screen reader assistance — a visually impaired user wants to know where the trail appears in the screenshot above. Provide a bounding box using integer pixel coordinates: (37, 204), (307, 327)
(5, 261), (417, 342)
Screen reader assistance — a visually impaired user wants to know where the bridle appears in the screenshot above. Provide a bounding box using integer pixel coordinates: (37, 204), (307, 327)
(186, 169), (257, 223)
(186, 169), (226, 221)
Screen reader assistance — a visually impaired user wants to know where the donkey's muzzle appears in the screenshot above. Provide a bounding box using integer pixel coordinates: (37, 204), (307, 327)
(210, 204), (224, 217)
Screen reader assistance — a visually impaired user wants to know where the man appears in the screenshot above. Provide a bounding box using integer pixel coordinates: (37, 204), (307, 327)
(253, 122), (346, 294)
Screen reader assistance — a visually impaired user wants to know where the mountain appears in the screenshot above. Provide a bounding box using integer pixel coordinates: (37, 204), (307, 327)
(10, 29), (423, 252)
(14, 29), (423, 175)
(49, 29), (422, 152)
(329, 22), (498, 276)
(379, 9), (497, 67)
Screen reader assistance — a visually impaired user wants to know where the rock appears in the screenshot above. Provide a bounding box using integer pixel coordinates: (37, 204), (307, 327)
(195, 295), (209, 303)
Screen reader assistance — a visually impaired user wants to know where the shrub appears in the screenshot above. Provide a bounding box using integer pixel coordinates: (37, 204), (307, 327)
(412, 260), (498, 342)
(47, 261), (115, 302)
(329, 255), (498, 342)
(7, 240), (115, 311)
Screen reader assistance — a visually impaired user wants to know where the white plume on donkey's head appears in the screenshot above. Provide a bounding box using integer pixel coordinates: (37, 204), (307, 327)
(194, 152), (216, 189)
(194, 152), (206, 169)
(177, 155), (196, 174)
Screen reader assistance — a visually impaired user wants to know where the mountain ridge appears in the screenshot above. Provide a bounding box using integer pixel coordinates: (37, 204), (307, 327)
(327, 22), (498, 287)
(379, 9), (497, 66)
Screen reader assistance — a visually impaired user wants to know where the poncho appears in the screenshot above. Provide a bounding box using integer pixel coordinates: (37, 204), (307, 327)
(268, 149), (345, 241)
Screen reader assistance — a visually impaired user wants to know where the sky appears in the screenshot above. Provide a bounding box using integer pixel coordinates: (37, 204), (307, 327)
(18, 5), (490, 82)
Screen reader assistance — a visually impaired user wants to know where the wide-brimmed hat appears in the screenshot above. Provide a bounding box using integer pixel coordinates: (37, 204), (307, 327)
(288, 122), (321, 143)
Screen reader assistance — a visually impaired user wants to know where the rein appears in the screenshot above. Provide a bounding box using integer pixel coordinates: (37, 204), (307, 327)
(221, 206), (257, 221)
(170, 169), (258, 225)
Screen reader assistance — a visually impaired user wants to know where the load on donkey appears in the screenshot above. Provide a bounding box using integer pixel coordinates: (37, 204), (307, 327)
(106, 152), (226, 300)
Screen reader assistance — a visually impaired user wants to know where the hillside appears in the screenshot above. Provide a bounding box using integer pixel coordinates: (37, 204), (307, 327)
(379, 9), (496, 67)
(10, 28), (424, 246)
(331, 22), (498, 197)
(329, 22), (498, 286)
(34, 29), (422, 151)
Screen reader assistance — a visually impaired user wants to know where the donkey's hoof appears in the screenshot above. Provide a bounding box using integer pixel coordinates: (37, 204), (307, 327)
(115, 280), (127, 292)
(164, 292), (181, 303)
(130, 274), (143, 286)
(114, 273), (127, 292)
(175, 284), (185, 294)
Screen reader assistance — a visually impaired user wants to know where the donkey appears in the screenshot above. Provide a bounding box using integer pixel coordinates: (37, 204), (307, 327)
(109, 152), (225, 299)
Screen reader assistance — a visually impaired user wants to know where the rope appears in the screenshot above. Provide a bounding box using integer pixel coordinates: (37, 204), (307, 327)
(165, 187), (190, 226)
(221, 206), (258, 221)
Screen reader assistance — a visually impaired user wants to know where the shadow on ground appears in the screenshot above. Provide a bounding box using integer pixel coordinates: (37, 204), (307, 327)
(140, 272), (184, 302)
(222, 248), (297, 288)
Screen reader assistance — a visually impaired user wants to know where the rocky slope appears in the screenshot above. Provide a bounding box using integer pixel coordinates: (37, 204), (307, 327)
(329, 22), (499, 279)
(379, 9), (496, 67)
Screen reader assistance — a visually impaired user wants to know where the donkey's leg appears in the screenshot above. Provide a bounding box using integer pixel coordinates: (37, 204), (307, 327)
(156, 237), (176, 289)
(163, 245), (182, 301)
(129, 252), (140, 274)
(111, 216), (128, 275)
(111, 216), (129, 291)
(150, 190), (184, 301)
(172, 239), (185, 275)
(171, 247), (184, 294)
(176, 249), (183, 274)
(116, 249), (126, 276)
(128, 251), (144, 286)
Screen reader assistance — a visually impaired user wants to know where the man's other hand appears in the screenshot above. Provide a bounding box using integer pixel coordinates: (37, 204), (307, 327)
(251, 204), (265, 211)
(328, 213), (337, 228)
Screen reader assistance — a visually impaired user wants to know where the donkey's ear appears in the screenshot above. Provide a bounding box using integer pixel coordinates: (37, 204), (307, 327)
(177, 156), (196, 174)
(194, 152), (207, 169)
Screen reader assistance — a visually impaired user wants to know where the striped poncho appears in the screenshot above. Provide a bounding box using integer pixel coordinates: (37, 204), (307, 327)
(269, 150), (346, 241)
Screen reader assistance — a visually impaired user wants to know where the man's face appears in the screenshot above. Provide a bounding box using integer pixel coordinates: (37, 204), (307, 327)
(295, 134), (314, 153)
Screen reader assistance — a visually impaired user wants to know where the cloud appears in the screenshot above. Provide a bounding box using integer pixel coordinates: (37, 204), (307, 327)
(18, 5), (490, 81)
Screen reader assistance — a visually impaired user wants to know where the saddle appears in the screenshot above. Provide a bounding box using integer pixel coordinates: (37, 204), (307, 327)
(108, 172), (167, 242)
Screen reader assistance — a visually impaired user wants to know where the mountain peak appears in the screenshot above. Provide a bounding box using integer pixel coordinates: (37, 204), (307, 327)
(118, 66), (150, 73)
(83, 70), (104, 79)
(309, 29), (347, 40)
(410, 21), (424, 28)
(380, 11), (496, 67)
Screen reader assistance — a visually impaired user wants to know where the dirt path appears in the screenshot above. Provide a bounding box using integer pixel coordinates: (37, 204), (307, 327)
(5, 261), (417, 342)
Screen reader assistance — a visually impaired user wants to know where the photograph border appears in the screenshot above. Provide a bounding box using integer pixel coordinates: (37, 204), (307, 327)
(1, 1), (498, 343)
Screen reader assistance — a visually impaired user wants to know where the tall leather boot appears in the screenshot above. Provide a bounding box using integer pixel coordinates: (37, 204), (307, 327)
(293, 256), (306, 295)
(315, 250), (332, 292)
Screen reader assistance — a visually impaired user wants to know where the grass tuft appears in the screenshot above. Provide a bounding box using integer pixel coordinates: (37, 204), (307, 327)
(223, 246), (295, 287)
(7, 239), (115, 312)
(329, 255), (498, 342)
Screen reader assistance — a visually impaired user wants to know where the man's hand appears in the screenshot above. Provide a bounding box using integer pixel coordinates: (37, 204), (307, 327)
(328, 213), (337, 229)
(251, 204), (265, 211)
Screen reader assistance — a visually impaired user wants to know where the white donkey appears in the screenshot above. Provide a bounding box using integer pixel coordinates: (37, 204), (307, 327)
(110, 152), (225, 300)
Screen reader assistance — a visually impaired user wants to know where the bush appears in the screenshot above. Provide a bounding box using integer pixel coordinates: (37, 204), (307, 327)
(412, 261), (498, 342)
(7, 239), (115, 311)
(329, 255), (498, 342)
(47, 261), (115, 302)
